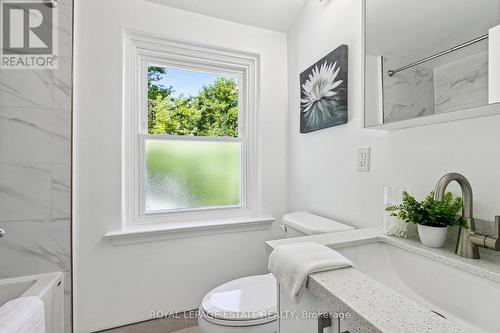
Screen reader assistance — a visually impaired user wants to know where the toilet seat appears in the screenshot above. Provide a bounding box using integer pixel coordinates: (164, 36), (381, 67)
(198, 212), (354, 333)
(200, 273), (277, 327)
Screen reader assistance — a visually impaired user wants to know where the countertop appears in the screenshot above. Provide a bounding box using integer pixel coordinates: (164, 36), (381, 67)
(266, 228), (500, 332)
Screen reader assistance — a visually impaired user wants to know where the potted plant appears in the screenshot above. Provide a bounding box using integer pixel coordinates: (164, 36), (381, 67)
(386, 191), (467, 248)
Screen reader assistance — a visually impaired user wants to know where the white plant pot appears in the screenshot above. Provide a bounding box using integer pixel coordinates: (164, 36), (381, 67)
(417, 224), (448, 248)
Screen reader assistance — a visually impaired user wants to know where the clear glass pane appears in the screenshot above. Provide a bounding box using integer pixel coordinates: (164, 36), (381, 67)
(145, 139), (241, 212)
(147, 66), (239, 137)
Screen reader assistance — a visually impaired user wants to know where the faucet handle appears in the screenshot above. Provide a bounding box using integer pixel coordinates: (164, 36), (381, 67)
(494, 216), (500, 238)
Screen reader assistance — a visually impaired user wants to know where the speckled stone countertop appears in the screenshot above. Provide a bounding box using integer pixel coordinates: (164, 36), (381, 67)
(266, 228), (500, 332)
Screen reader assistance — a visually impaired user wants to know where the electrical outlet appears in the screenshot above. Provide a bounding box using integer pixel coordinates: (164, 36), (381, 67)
(357, 147), (371, 172)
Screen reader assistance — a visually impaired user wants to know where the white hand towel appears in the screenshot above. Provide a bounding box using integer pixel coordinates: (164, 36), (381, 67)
(268, 242), (353, 303)
(0, 297), (45, 333)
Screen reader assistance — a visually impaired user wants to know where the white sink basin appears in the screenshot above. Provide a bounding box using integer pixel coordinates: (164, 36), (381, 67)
(0, 272), (64, 333)
(336, 242), (500, 333)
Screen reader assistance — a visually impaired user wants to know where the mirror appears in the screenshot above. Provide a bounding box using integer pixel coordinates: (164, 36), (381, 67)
(364, 0), (500, 128)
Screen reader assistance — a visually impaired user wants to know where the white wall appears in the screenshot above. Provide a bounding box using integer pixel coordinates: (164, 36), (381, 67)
(287, 0), (500, 228)
(73, 1), (287, 331)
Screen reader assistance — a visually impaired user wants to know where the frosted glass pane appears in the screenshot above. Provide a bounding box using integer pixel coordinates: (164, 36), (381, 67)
(145, 140), (241, 212)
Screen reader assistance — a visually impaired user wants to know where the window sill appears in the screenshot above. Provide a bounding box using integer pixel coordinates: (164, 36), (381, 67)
(104, 217), (275, 246)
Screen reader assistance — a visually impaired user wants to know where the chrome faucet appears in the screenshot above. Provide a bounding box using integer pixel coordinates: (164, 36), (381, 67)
(434, 173), (500, 259)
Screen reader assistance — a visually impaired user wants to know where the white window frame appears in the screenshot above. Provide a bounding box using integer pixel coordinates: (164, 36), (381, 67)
(123, 31), (260, 227)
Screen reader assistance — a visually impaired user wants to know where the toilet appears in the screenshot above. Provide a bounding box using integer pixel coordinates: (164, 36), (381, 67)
(198, 212), (355, 333)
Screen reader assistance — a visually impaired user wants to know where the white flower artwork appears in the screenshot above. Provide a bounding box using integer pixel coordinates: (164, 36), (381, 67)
(300, 45), (348, 133)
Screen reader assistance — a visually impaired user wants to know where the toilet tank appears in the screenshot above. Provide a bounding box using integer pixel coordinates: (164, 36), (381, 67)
(281, 212), (354, 238)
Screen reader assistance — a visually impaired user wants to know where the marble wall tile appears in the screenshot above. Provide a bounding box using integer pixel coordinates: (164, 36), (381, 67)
(0, 69), (53, 108)
(52, 164), (71, 218)
(54, 57), (72, 110)
(0, 219), (70, 275)
(0, 1), (73, 332)
(382, 51), (489, 123)
(0, 164), (52, 221)
(0, 106), (70, 164)
(57, 0), (73, 59)
(0, 218), (71, 328)
(475, 218), (497, 237)
(434, 51), (489, 114)
(382, 57), (436, 123)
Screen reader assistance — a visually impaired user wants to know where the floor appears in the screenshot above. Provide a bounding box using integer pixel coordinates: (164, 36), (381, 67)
(98, 311), (200, 333)
(101, 324), (200, 333)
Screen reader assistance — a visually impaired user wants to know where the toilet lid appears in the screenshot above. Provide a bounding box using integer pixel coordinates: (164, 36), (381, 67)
(201, 273), (277, 322)
(283, 211), (355, 235)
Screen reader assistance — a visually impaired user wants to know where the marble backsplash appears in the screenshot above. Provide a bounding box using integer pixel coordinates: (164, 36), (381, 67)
(402, 218), (499, 256)
(0, 0), (72, 331)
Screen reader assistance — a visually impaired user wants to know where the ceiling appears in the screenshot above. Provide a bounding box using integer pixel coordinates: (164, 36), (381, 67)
(146, 0), (308, 32)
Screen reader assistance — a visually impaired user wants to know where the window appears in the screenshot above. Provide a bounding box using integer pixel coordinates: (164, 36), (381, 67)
(145, 66), (241, 213)
(123, 33), (259, 226)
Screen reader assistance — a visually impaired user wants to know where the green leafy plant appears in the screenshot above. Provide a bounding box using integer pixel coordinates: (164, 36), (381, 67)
(386, 191), (467, 228)
(147, 67), (239, 137)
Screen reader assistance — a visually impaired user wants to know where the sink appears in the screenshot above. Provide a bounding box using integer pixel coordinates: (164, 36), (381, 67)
(0, 272), (64, 333)
(336, 242), (500, 333)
